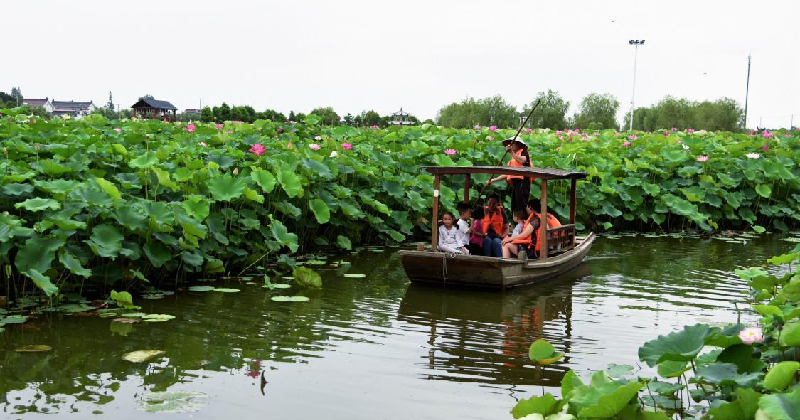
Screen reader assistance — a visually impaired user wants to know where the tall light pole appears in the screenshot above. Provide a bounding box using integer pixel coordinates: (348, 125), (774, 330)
(744, 54), (751, 129)
(628, 39), (645, 131)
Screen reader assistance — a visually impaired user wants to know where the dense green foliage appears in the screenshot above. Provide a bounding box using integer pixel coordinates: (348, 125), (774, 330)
(574, 93), (621, 130)
(522, 90), (571, 130)
(512, 248), (800, 420)
(436, 95), (520, 128)
(625, 97), (744, 132)
(0, 107), (797, 298)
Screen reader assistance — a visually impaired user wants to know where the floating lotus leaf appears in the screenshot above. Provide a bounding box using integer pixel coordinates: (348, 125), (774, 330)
(293, 267), (322, 289)
(211, 288), (240, 293)
(188, 285), (215, 292)
(142, 293), (165, 300)
(112, 317), (140, 323)
(142, 314), (176, 322)
(138, 391), (208, 413)
(123, 349), (165, 363)
(15, 345), (52, 352)
(343, 273), (366, 278)
(121, 312), (145, 318)
(1, 315), (29, 325)
(271, 296), (310, 302)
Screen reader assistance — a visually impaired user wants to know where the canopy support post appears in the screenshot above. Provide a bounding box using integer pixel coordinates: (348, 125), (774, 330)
(431, 174), (440, 252)
(464, 174), (470, 203)
(540, 179), (548, 259)
(569, 178), (576, 224)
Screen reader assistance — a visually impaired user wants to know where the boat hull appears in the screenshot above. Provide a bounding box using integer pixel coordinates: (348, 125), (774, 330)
(398, 233), (595, 288)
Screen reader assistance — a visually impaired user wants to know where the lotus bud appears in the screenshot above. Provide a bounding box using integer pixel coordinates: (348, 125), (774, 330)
(233, 167), (239, 175)
(34, 143), (40, 151)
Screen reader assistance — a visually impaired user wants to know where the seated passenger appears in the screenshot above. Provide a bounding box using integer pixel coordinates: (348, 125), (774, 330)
(438, 212), (468, 254)
(455, 202), (472, 254)
(467, 206), (485, 256)
(482, 193), (508, 257)
(501, 209), (536, 258)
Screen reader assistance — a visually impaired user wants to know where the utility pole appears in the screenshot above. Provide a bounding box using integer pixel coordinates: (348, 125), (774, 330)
(744, 54), (751, 129)
(628, 39), (645, 131)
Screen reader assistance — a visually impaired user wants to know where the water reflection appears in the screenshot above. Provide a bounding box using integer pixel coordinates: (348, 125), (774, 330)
(398, 265), (591, 387)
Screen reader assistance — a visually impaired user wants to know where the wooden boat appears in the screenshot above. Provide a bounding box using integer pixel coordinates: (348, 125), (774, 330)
(399, 166), (595, 288)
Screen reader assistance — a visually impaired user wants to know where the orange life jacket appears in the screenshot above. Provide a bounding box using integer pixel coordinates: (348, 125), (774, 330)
(483, 206), (506, 236)
(512, 212), (537, 245)
(507, 149), (529, 182)
(517, 212), (562, 251)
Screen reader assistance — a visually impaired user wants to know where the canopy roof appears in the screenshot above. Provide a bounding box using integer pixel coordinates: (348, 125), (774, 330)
(131, 98), (177, 110)
(424, 166), (587, 180)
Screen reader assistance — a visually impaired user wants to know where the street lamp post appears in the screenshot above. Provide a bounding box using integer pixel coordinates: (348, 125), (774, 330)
(628, 39), (645, 131)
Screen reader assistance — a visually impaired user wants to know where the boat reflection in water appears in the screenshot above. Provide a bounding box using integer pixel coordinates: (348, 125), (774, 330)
(397, 264), (591, 388)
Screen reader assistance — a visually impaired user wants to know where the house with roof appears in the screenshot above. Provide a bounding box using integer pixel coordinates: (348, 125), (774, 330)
(52, 100), (96, 118)
(22, 98), (54, 114)
(131, 98), (178, 122)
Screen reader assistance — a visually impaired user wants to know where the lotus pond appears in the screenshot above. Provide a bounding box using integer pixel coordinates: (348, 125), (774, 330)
(1, 233), (797, 419)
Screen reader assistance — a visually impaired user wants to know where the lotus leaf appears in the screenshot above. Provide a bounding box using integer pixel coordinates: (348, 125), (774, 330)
(86, 224), (124, 259)
(763, 361), (800, 391)
(639, 323), (710, 367)
(142, 314), (176, 322)
(139, 391), (208, 413)
(695, 363), (761, 387)
(128, 152), (159, 168)
(207, 174), (247, 202)
(758, 389), (800, 420)
(270, 219), (299, 252)
(337, 235), (352, 250)
(277, 168), (303, 198)
(1, 315), (28, 324)
(343, 273), (366, 278)
(511, 393), (559, 419)
(15, 197), (60, 212)
(778, 321), (800, 347)
(293, 267), (322, 288)
(251, 169), (276, 193)
(123, 349), (165, 363)
(309, 198), (331, 224)
(211, 288), (240, 293)
(15, 345), (52, 352)
(528, 339), (564, 364)
(188, 285), (215, 292)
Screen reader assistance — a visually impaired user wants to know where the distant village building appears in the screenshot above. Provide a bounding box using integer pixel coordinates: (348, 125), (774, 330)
(131, 98), (178, 122)
(184, 108), (201, 115)
(390, 108), (414, 126)
(52, 100), (95, 118)
(22, 98), (54, 114)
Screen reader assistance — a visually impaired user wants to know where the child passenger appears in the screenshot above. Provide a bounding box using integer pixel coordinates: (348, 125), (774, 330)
(456, 203), (472, 253)
(467, 206), (485, 256)
(438, 212), (468, 254)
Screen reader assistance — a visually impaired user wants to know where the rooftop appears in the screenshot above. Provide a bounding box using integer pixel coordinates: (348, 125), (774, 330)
(131, 98), (177, 110)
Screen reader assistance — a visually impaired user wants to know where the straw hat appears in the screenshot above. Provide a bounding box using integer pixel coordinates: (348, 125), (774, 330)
(502, 136), (528, 149)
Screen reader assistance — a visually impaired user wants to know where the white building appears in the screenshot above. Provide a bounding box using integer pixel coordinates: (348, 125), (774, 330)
(22, 98), (54, 114)
(51, 100), (96, 118)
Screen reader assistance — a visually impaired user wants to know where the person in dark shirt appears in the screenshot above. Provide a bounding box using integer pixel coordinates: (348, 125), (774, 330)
(485, 136), (531, 212)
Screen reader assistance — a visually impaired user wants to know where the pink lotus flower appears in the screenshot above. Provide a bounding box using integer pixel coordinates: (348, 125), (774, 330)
(370, 125), (379, 129)
(762, 131), (774, 138)
(739, 327), (763, 344)
(784, 134), (790, 138)
(555, 130), (563, 136)
(487, 136), (494, 141)
(762, 145), (769, 151)
(628, 135), (637, 140)
(697, 155), (709, 162)
(687, 128), (695, 134)
(309, 143), (321, 150)
(474, 124), (481, 130)
(558, 136), (564, 141)
(250, 144), (266, 156)
(444, 149), (457, 155)
(342, 143), (352, 150)
(186, 124), (196, 133)
(489, 125), (497, 132)
(574, 129), (580, 133)
(215, 123), (223, 130)
(623, 141), (631, 147)
(114, 128), (122, 133)
(555, 146), (562, 151)
(671, 127), (678, 131)
(663, 131), (669, 137)
(226, 130), (233, 134)
(287, 141), (293, 150)
(199, 141), (208, 147)
(524, 128), (532, 134)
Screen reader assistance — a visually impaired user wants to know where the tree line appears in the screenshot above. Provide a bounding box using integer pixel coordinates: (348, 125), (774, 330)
(196, 104), (422, 127)
(436, 90), (744, 132)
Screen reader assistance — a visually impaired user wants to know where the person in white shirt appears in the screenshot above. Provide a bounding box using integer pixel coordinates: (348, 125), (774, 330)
(438, 212), (468, 254)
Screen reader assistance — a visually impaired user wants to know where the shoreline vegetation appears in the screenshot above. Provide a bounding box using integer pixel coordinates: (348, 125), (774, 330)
(0, 107), (797, 301)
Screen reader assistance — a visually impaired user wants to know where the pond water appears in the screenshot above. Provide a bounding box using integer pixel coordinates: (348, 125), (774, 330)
(1, 234), (796, 419)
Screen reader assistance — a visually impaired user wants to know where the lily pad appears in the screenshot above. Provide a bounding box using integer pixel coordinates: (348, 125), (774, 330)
(343, 273), (366, 278)
(188, 285), (215, 292)
(211, 288), (240, 293)
(142, 293), (165, 300)
(0, 315), (28, 324)
(142, 314), (176, 322)
(139, 391), (208, 413)
(112, 317), (140, 323)
(123, 349), (165, 363)
(528, 339), (565, 365)
(293, 267), (322, 288)
(15, 345), (52, 352)
(121, 312), (145, 318)
(271, 296), (310, 302)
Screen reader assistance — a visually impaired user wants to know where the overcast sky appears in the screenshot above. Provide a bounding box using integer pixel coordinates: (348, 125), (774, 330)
(4, 0), (798, 128)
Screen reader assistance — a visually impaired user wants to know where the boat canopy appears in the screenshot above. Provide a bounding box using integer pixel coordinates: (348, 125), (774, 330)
(423, 166), (587, 180)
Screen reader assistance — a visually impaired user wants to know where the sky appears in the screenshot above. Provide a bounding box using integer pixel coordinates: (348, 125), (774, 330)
(4, 0), (798, 128)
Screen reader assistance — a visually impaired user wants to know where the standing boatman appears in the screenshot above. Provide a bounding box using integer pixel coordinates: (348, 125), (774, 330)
(485, 136), (531, 212)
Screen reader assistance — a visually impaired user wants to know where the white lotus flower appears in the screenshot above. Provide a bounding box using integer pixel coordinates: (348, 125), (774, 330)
(682, 144), (689, 150)
(746, 153), (760, 159)
(330, 151), (338, 158)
